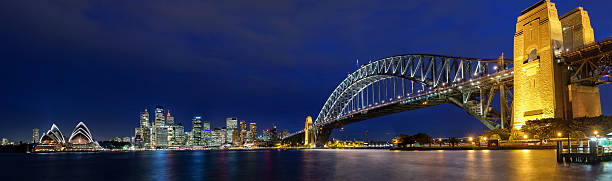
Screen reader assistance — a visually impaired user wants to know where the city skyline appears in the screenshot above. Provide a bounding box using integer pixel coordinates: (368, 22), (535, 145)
(2, 0), (612, 142)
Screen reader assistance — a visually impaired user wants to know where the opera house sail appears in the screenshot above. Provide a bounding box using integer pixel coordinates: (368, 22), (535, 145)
(33, 122), (102, 152)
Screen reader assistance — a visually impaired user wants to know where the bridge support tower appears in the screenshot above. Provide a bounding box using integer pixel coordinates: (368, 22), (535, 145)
(512, 0), (601, 135)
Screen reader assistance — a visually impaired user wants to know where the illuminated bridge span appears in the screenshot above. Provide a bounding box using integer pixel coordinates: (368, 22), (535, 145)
(283, 0), (612, 147)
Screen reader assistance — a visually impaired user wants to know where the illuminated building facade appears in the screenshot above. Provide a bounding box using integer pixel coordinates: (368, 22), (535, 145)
(34, 122), (101, 152)
(239, 120), (247, 145)
(226, 117), (238, 144)
(248, 123), (257, 143)
(32, 128), (39, 144)
(191, 116), (202, 146)
(202, 120), (211, 146)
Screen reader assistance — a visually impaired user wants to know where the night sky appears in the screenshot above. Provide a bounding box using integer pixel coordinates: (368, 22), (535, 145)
(1, 1), (611, 142)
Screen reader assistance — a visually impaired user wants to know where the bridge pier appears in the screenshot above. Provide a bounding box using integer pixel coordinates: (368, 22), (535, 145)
(314, 127), (332, 147)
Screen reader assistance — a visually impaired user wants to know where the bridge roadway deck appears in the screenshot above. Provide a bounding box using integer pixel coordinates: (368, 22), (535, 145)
(284, 69), (514, 140)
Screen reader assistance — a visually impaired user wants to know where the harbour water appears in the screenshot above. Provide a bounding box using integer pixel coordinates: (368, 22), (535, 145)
(1, 149), (611, 180)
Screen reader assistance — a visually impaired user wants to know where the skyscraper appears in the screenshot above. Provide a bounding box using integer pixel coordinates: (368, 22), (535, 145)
(191, 116), (202, 146)
(153, 106), (165, 147)
(137, 109), (151, 148)
(32, 128), (39, 144)
(166, 110), (174, 125)
(156, 126), (169, 148)
(173, 123), (185, 145)
(154, 106), (165, 127)
(239, 120), (247, 145)
(249, 123), (257, 143)
(202, 120), (211, 146)
(226, 117), (238, 144)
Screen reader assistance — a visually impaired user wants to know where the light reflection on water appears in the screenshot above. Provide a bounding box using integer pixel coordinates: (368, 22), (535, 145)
(2, 149), (612, 180)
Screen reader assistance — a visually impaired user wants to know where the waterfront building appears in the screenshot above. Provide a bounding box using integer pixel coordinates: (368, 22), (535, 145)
(202, 120), (211, 146)
(152, 106), (165, 147)
(210, 128), (226, 147)
(166, 111), (174, 125)
(135, 109), (151, 148)
(65, 122), (101, 151)
(32, 128), (39, 144)
(156, 125), (169, 148)
(113, 137), (122, 142)
(122, 137), (131, 143)
(35, 122), (101, 152)
(240, 120), (247, 145)
(191, 116), (202, 146)
(172, 123), (185, 145)
(249, 123), (257, 143)
(226, 117), (238, 145)
(262, 129), (271, 142)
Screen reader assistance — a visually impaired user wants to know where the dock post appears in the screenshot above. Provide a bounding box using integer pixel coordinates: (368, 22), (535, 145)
(557, 141), (563, 162)
(589, 140), (597, 163)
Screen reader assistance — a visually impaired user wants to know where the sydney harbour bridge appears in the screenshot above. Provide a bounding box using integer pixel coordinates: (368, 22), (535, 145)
(283, 0), (612, 147)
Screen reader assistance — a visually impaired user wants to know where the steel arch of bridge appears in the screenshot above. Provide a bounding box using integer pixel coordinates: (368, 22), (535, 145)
(314, 54), (510, 128)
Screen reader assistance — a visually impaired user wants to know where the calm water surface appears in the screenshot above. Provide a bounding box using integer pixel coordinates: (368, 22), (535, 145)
(1, 149), (611, 181)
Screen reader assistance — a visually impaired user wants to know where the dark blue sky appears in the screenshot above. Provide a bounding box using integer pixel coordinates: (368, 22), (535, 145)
(1, 0), (611, 142)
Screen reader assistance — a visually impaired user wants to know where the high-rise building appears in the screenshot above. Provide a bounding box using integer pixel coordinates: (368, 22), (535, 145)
(155, 126), (169, 148)
(32, 128), (39, 144)
(239, 120), (247, 145)
(136, 109), (151, 148)
(140, 109), (150, 128)
(173, 124), (185, 145)
(226, 117), (238, 144)
(202, 120), (211, 146)
(210, 127), (226, 147)
(166, 110), (174, 125)
(154, 106), (165, 127)
(153, 106), (165, 147)
(191, 116), (202, 146)
(248, 123), (257, 143)
(168, 125), (175, 145)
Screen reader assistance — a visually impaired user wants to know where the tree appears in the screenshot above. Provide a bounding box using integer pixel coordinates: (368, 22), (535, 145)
(413, 133), (433, 147)
(483, 128), (510, 140)
(448, 137), (459, 147)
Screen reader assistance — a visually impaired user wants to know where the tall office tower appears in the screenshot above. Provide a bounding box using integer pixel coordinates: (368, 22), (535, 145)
(154, 106), (165, 127)
(248, 123), (257, 143)
(173, 124), (185, 145)
(32, 128), (39, 144)
(210, 128), (224, 147)
(167, 124), (175, 146)
(134, 127), (143, 148)
(239, 120), (247, 145)
(152, 106), (165, 147)
(225, 117), (238, 144)
(191, 116), (202, 146)
(166, 111), (175, 125)
(139, 109), (152, 148)
(202, 120), (211, 146)
(156, 126), (169, 148)
(140, 109), (150, 128)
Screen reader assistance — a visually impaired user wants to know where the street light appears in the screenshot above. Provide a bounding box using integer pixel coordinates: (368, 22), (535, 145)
(594, 130), (599, 136)
(483, 137), (487, 141)
(468, 137), (473, 142)
(523, 135), (528, 139)
(557, 132), (562, 137)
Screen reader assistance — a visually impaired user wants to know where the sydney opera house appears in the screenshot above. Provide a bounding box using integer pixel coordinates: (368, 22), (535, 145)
(34, 122), (102, 152)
